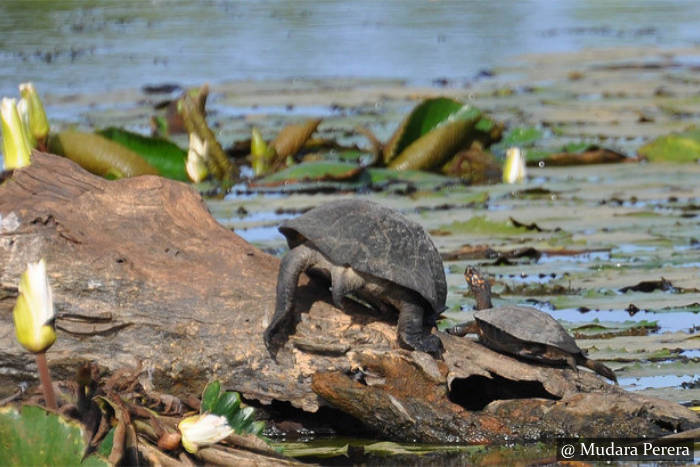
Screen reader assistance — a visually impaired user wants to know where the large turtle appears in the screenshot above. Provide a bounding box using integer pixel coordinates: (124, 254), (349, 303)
(263, 199), (446, 358)
(459, 267), (617, 383)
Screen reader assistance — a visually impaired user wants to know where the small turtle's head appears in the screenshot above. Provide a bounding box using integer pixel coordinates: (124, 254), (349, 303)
(464, 266), (493, 310)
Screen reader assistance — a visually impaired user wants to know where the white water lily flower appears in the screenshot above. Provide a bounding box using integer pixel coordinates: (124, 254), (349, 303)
(186, 132), (208, 183)
(178, 413), (233, 453)
(1, 97), (32, 169)
(19, 82), (50, 142)
(503, 146), (526, 184)
(12, 259), (56, 353)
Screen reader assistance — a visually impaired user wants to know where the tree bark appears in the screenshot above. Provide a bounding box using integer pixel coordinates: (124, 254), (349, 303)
(1, 152), (697, 442)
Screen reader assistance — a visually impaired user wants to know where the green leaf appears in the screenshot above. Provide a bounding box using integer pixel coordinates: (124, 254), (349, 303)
(48, 131), (159, 179)
(96, 427), (115, 458)
(228, 406), (255, 434)
(384, 97), (480, 163)
(435, 215), (531, 236)
(201, 380), (221, 413)
(253, 161), (363, 186)
(384, 98), (482, 170)
(637, 127), (700, 163)
(0, 405), (109, 466)
(500, 126), (543, 147)
(212, 391), (241, 418)
(97, 127), (188, 181)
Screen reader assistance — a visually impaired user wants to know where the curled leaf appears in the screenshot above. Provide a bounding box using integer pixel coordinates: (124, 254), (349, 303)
(388, 115), (481, 171)
(271, 118), (322, 163)
(48, 131), (158, 179)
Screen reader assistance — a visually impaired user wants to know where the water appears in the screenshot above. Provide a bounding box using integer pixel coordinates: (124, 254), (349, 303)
(2, 0), (700, 97)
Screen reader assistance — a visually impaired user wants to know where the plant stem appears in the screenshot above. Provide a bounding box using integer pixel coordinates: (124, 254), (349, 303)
(35, 352), (57, 410)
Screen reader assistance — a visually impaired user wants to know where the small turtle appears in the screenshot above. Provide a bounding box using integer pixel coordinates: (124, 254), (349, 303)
(264, 199), (446, 358)
(459, 267), (617, 383)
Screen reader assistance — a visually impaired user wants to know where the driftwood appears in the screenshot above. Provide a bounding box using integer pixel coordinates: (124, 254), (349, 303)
(1, 152), (698, 443)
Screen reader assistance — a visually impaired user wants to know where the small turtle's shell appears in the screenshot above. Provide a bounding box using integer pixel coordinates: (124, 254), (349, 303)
(279, 199), (447, 313)
(474, 306), (581, 355)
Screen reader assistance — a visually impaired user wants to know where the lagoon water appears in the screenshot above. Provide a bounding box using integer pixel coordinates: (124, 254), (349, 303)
(1, 0), (700, 97)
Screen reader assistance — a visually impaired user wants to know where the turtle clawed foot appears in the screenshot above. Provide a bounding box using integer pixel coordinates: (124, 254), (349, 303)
(400, 333), (444, 359)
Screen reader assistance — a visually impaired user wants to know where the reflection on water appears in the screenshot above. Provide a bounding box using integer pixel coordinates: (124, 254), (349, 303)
(2, 0), (700, 96)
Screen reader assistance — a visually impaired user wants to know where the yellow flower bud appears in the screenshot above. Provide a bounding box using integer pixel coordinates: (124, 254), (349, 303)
(12, 259), (56, 353)
(178, 414), (233, 453)
(16, 98), (37, 148)
(19, 82), (50, 143)
(250, 127), (276, 176)
(186, 132), (209, 183)
(503, 146), (526, 184)
(1, 98), (32, 169)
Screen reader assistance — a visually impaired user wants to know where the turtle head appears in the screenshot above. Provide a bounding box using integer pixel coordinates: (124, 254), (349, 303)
(464, 266), (493, 310)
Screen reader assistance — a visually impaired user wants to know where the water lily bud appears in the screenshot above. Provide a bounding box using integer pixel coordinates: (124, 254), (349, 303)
(186, 132), (208, 183)
(503, 146), (526, 184)
(178, 413), (233, 453)
(13, 259), (56, 353)
(16, 97), (37, 148)
(19, 82), (50, 143)
(251, 127), (276, 176)
(1, 97), (32, 169)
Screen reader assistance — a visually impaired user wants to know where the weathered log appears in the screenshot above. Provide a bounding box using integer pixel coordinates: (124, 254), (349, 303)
(1, 152), (698, 443)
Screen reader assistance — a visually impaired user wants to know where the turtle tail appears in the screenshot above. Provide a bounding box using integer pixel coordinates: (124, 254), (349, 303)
(582, 358), (618, 384)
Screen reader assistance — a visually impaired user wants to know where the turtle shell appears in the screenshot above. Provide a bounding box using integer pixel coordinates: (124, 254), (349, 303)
(279, 199), (447, 313)
(473, 306), (581, 355)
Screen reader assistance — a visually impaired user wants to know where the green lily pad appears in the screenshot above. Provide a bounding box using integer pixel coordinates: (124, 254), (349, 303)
(364, 167), (453, 186)
(435, 215), (531, 236)
(253, 161), (363, 186)
(97, 127), (188, 181)
(637, 127), (700, 163)
(500, 126), (543, 147)
(0, 405), (109, 466)
(568, 318), (658, 338)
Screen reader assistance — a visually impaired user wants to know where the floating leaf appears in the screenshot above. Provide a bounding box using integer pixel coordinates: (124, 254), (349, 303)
(0, 405), (109, 466)
(529, 147), (627, 167)
(278, 441), (350, 459)
(48, 131), (159, 179)
(500, 126), (543, 147)
(365, 167), (453, 186)
(433, 215), (531, 236)
(637, 127), (700, 163)
(252, 161), (363, 186)
(98, 127), (188, 181)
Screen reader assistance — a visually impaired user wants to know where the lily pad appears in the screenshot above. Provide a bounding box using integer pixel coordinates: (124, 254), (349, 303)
(252, 161), (363, 186)
(97, 127), (188, 181)
(637, 127), (700, 163)
(433, 215), (531, 236)
(0, 405), (109, 466)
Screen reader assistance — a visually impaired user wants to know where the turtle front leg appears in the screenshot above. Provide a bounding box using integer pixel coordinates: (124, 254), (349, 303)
(264, 243), (320, 357)
(395, 297), (444, 359)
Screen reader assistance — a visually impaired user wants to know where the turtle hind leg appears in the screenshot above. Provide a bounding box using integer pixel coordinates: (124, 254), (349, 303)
(264, 243), (320, 358)
(580, 356), (618, 384)
(394, 295), (444, 359)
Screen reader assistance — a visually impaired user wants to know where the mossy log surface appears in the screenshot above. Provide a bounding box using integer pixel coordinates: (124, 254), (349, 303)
(1, 152), (697, 442)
